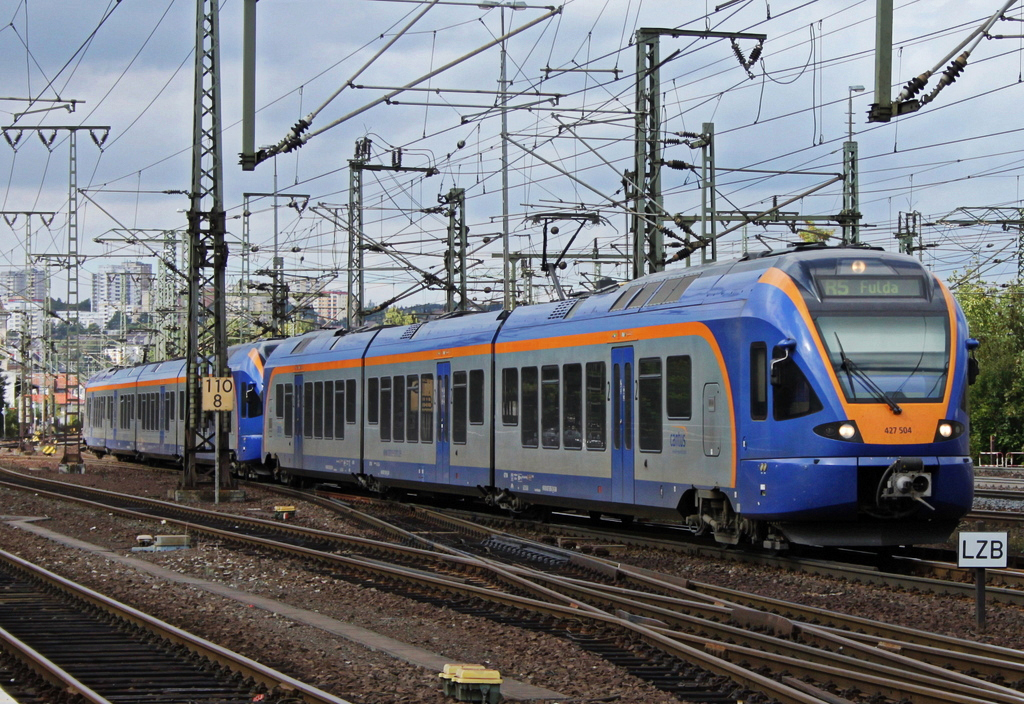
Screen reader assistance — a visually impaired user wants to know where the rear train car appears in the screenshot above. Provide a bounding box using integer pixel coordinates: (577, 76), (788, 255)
(83, 340), (277, 469)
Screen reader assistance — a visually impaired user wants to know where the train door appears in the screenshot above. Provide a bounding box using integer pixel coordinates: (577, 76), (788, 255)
(293, 375), (304, 461)
(436, 362), (450, 483)
(702, 383), (722, 457)
(611, 347), (635, 503)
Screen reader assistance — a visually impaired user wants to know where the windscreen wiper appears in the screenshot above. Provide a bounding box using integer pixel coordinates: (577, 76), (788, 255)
(834, 333), (903, 415)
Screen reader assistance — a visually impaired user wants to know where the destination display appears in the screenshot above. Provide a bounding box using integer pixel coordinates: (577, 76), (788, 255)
(818, 276), (924, 298)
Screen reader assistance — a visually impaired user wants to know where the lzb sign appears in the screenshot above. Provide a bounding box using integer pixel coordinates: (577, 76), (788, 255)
(958, 531), (1008, 568)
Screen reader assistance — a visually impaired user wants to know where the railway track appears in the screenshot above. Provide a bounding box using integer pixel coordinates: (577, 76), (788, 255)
(4, 466), (1024, 703)
(0, 547), (349, 704)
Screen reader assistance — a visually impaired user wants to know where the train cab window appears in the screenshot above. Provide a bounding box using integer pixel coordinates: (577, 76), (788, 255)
(179, 391), (185, 420)
(303, 382), (314, 438)
(771, 350), (822, 420)
(469, 369), (485, 425)
(563, 363), (582, 450)
(275, 383), (284, 419)
(346, 379), (357, 425)
(541, 365), (560, 449)
(393, 375), (406, 442)
(420, 373), (433, 442)
(452, 371), (468, 444)
(368, 378), (379, 424)
(586, 362), (606, 450)
(243, 383), (261, 418)
(638, 358), (663, 452)
(333, 381), (345, 439)
(502, 368), (519, 425)
(380, 377), (392, 441)
(521, 367), (539, 447)
(311, 382), (323, 437)
(283, 385), (294, 436)
(406, 375), (419, 443)
(666, 355), (692, 419)
(750, 342), (768, 421)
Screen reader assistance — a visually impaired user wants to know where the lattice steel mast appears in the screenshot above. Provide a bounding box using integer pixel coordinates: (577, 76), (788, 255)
(183, 0), (231, 491)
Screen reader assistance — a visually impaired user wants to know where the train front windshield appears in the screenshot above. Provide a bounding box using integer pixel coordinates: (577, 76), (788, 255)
(815, 314), (949, 403)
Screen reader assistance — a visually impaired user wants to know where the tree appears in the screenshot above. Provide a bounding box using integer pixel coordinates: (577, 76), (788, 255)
(798, 223), (834, 243)
(953, 279), (1024, 459)
(384, 307), (415, 326)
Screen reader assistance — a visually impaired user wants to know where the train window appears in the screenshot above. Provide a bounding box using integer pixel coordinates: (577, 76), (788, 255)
(420, 373), (433, 442)
(750, 342), (768, 420)
(469, 369), (485, 425)
(367, 378), (379, 424)
(667, 355), (692, 419)
(380, 377), (392, 441)
(772, 352), (822, 421)
(165, 394), (172, 430)
(275, 384), (284, 418)
(638, 358), (663, 452)
(407, 375), (419, 443)
(563, 363), (582, 450)
(452, 371), (467, 444)
(501, 368), (518, 425)
(323, 381), (333, 439)
(521, 366), (539, 447)
(303, 382), (314, 438)
(586, 362), (606, 450)
(541, 365), (560, 449)
(151, 392), (158, 431)
(244, 383), (262, 419)
(179, 391), (185, 420)
(333, 382), (345, 439)
(346, 379), (357, 425)
(283, 385), (293, 436)
(393, 375), (406, 442)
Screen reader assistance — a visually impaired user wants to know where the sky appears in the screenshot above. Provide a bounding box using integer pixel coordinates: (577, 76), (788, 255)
(1, 0), (1022, 318)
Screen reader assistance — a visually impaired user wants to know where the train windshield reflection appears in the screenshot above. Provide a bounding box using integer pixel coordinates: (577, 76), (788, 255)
(815, 315), (949, 402)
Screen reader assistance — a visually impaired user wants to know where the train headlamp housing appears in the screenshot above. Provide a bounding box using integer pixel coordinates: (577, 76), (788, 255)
(813, 420), (863, 443)
(934, 420), (965, 442)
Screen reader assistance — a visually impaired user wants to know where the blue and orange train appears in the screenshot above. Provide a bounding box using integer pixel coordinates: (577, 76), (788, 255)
(83, 244), (978, 548)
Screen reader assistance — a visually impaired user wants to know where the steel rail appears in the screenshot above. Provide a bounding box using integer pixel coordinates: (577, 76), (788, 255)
(0, 549), (351, 704)
(6, 467), (1024, 703)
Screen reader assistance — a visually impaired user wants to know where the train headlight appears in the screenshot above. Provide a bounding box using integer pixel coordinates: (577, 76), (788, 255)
(812, 420), (863, 442)
(933, 420), (965, 442)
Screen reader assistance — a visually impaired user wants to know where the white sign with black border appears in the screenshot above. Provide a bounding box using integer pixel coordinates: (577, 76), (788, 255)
(958, 531), (1008, 568)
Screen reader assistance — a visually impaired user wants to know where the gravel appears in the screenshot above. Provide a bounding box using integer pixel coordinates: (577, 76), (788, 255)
(2, 452), (1024, 703)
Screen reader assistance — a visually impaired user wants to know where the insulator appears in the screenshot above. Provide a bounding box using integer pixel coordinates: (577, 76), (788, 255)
(939, 54), (968, 87)
(902, 74), (928, 99)
(748, 44), (762, 65)
(664, 160), (695, 171)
